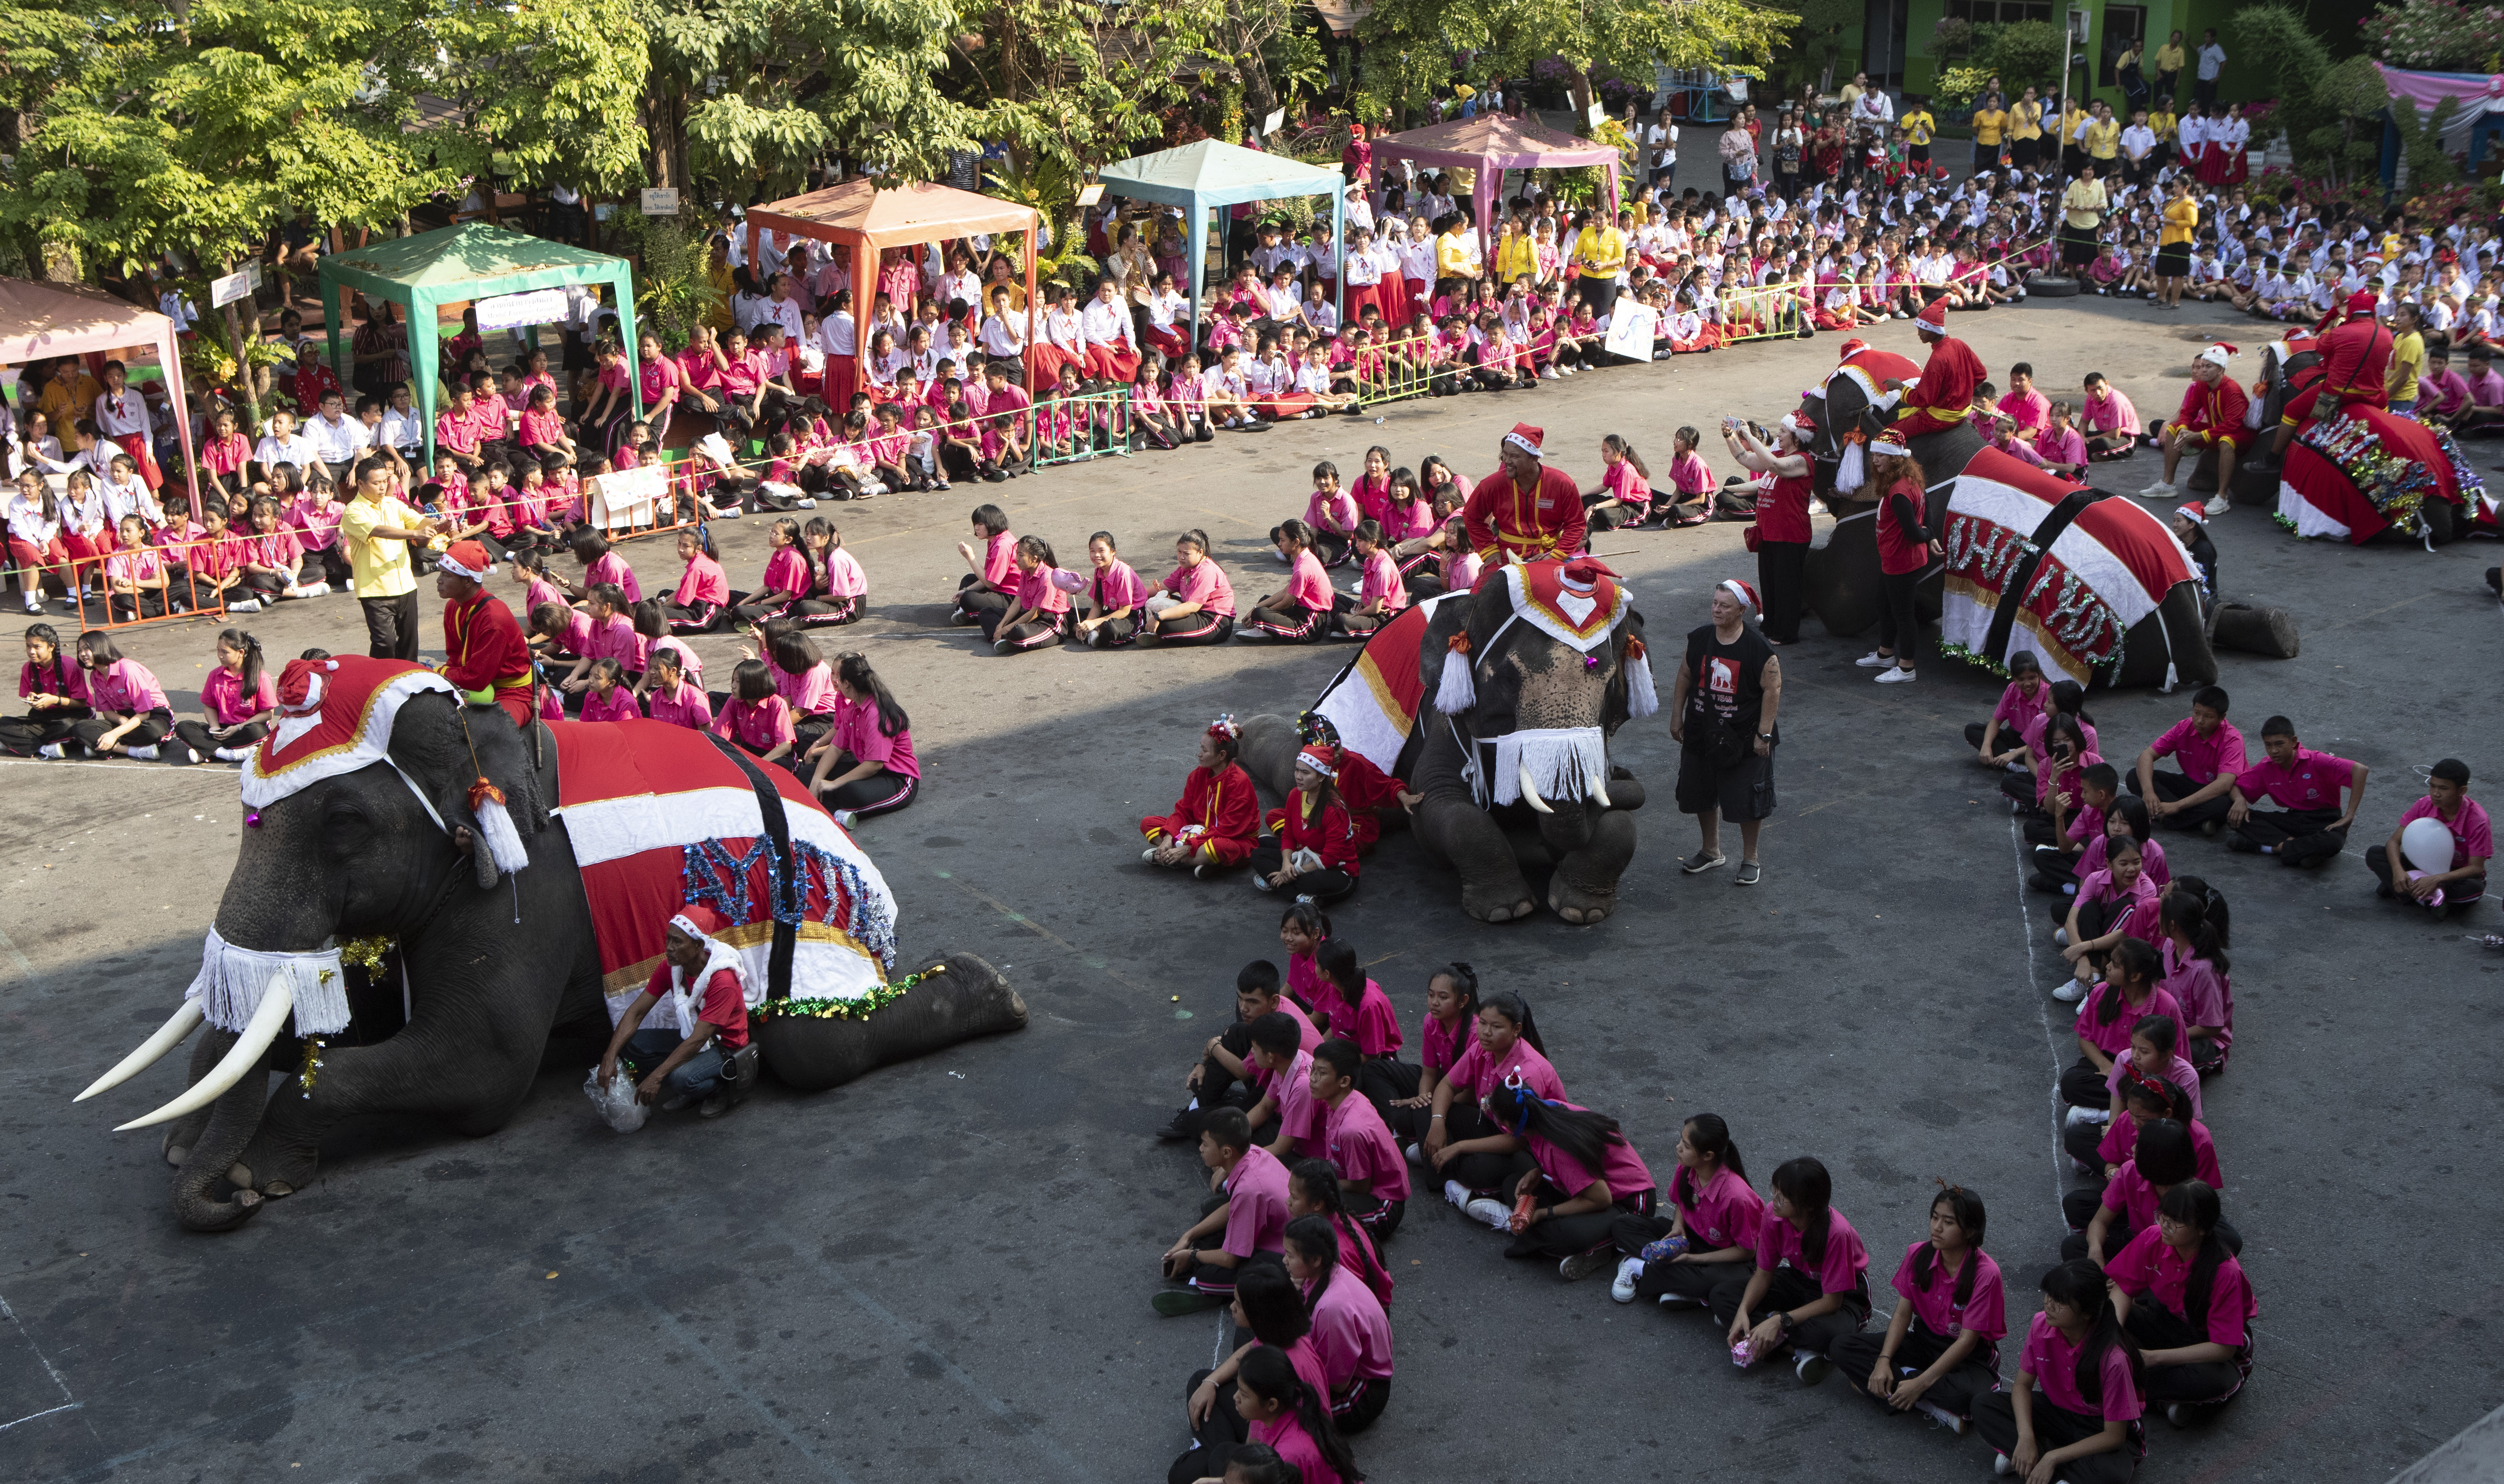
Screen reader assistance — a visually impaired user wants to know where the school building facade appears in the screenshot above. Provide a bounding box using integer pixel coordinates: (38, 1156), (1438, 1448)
(1844, 0), (2269, 113)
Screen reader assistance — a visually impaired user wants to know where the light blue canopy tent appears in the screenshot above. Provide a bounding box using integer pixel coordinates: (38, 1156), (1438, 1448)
(1097, 140), (1348, 352)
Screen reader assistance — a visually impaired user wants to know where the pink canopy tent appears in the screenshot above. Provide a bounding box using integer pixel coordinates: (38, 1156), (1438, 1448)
(745, 180), (1042, 386)
(0, 279), (198, 497)
(1369, 116), (1624, 256)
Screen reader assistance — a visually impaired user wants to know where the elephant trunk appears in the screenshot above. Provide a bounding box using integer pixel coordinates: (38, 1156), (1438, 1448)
(756, 953), (1027, 1093)
(169, 1028), (271, 1232)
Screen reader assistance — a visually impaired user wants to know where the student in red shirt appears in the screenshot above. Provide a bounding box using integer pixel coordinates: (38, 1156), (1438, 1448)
(1252, 746), (1361, 902)
(593, 904), (759, 1118)
(1855, 438), (1939, 684)
(2218, 715), (2366, 867)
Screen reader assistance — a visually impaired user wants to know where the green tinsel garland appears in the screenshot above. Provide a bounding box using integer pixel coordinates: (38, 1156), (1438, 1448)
(751, 964), (944, 1022)
(1937, 641), (2011, 680)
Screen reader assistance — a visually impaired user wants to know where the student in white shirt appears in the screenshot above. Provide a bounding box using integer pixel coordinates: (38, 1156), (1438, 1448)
(303, 389), (373, 479)
(377, 384), (426, 457)
(250, 410), (320, 483)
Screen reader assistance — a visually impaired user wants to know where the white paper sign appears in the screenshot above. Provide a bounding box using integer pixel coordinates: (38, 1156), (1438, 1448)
(210, 270), (254, 308)
(1603, 303), (1659, 361)
(1587, 103), (1605, 128)
(641, 188), (681, 216)
(475, 287), (571, 334)
(1262, 108), (1286, 138)
(587, 463), (668, 533)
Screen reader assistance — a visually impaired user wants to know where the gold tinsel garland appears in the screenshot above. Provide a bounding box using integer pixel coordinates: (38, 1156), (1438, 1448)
(339, 936), (396, 975)
(749, 964), (944, 1022)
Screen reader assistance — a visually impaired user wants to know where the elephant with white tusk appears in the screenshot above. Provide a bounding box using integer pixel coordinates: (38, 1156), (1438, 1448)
(76, 658), (1025, 1233)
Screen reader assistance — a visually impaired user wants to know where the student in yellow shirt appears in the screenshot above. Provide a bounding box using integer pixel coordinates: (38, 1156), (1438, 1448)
(1898, 102), (1937, 172)
(1970, 91), (2008, 175)
(2058, 97), (2090, 177)
(2084, 102), (2122, 169)
(1494, 218), (1535, 285)
(2148, 100), (2178, 172)
(2154, 175), (2199, 310)
(1572, 212), (1631, 317)
(2387, 303), (2428, 416)
(2009, 86), (2045, 173)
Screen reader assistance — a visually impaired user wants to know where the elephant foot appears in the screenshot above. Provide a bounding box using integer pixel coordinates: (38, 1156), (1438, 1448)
(232, 1123), (321, 1200)
(1547, 881), (1619, 925)
(162, 1111), (212, 1168)
(1461, 878), (1540, 922)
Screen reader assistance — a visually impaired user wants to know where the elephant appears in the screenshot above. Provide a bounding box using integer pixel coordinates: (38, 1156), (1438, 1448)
(1796, 347), (1976, 636)
(74, 669), (1026, 1233)
(1237, 564), (1651, 925)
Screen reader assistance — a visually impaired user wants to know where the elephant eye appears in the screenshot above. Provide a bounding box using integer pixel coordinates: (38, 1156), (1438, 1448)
(322, 804), (370, 850)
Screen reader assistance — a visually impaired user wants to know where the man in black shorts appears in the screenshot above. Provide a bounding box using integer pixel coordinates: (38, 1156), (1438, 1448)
(1669, 578), (1781, 885)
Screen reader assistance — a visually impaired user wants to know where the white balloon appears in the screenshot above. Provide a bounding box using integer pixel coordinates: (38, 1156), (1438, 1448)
(2401, 816), (2457, 873)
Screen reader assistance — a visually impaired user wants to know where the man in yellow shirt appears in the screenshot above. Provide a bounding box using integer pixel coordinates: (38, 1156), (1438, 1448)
(2148, 100), (2178, 172)
(35, 360), (104, 453)
(340, 456), (441, 661)
(1970, 91), (2008, 175)
(2386, 303), (2428, 417)
(1898, 102), (1937, 173)
(2084, 102), (2122, 170)
(2153, 31), (2187, 109)
(1572, 211), (1630, 317)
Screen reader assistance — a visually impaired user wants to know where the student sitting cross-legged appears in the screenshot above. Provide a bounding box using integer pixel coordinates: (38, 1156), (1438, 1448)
(1159, 1107), (1293, 1315)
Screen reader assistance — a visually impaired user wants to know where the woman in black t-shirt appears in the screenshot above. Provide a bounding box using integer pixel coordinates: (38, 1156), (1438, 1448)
(1668, 579), (1781, 886)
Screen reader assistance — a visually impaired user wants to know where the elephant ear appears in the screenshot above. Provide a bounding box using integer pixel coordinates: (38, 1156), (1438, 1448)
(384, 693), (550, 883)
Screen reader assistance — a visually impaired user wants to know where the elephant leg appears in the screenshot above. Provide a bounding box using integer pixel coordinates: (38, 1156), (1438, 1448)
(759, 952), (1028, 1093)
(233, 1011), (549, 1199)
(170, 1028), (273, 1233)
(1235, 714), (1302, 800)
(1420, 797), (1539, 923)
(1548, 810), (1638, 925)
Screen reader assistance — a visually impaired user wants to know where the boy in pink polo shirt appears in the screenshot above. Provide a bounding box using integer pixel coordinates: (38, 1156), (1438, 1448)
(1158, 1107), (1291, 1314)
(2131, 684), (2247, 835)
(2218, 715), (2365, 867)
(1309, 1039), (1410, 1241)
(1242, 1012), (1323, 1163)
(2367, 757), (2490, 917)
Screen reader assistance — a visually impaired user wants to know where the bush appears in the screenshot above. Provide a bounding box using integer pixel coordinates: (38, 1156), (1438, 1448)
(1982, 19), (2067, 91)
(2362, 0), (2504, 70)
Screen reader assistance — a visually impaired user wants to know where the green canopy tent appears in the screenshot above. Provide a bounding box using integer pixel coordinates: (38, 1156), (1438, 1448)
(317, 223), (641, 471)
(1096, 141), (1348, 352)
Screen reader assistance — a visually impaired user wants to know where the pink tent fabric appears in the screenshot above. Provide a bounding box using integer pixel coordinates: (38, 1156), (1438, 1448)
(0, 278), (198, 499)
(1370, 116), (1623, 256)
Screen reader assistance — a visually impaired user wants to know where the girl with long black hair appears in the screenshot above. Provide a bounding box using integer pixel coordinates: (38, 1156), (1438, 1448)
(2107, 1180), (2255, 1426)
(2070, 1116), (2244, 1265)
(1282, 1215), (1392, 1436)
(171, 628), (273, 764)
(729, 517), (814, 629)
(2068, 1013), (2204, 1169)
(1249, 747), (1360, 903)
(952, 503), (1017, 624)
(1713, 1155), (1871, 1385)
(1609, 1111), (1764, 1309)
(1228, 1344), (1362, 1484)
(1421, 990), (1561, 1198)
(1287, 1159), (1394, 1311)
(3, 622), (89, 755)
(1168, 1265), (1327, 1484)
(2060, 938), (2184, 1117)
(1311, 941), (1403, 1066)
(1972, 1260), (2146, 1483)
(2070, 1077), (2222, 1236)
(1384, 964), (1479, 1147)
(988, 534), (1071, 654)
(1476, 1082), (1658, 1279)
(801, 651), (919, 823)
(1243, 519), (1334, 642)
(1829, 1183), (2006, 1432)
(2160, 879), (2233, 1073)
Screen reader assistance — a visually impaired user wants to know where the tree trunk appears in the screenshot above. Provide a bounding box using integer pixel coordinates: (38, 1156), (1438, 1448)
(1232, 1), (1280, 126)
(643, 83), (685, 192)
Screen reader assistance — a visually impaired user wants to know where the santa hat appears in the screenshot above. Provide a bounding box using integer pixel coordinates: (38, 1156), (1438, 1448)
(2174, 502), (2209, 526)
(1558, 556), (1618, 592)
(1869, 436), (1911, 457)
(1779, 412), (1811, 439)
(668, 904), (735, 944)
(1207, 714), (1240, 740)
(1718, 578), (1760, 611)
(2346, 290), (2380, 316)
(435, 539), (496, 582)
(1914, 300), (1949, 336)
(2195, 343), (2240, 368)
(1296, 746), (1339, 780)
(1837, 337), (1870, 359)
(1502, 423), (1545, 459)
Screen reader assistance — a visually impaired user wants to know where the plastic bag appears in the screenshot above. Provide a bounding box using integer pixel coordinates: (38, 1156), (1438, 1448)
(584, 1066), (649, 1133)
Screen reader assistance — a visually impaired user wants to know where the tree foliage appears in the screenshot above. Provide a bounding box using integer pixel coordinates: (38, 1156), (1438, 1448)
(1351, 0), (1792, 126)
(2233, 3), (2386, 186)
(1979, 20), (2067, 90)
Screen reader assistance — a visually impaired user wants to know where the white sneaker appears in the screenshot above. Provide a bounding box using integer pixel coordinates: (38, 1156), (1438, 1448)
(1994, 1454), (2015, 1477)
(1795, 1351), (1834, 1386)
(226, 598), (261, 614)
(1540, 367), (1560, 380)
(2053, 980), (2087, 1003)
(1854, 651), (1892, 668)
(183, 747), (203, 764)
(1559, 365), (1576, 376)
(1141, 846), (1160, 863)
(2052, 927), (2070, 947)
(1406, 1142), (1424, 1167)
(1464, 1196), (1511, 1230)
(2204, 494), (2231, 517)
(2137, 480), (2176, 497)
(125, 744), (159, 760)
(831, 809), (858, 827)
(37, 743), (63, 759)
(795, 498), (818, 509)
(1611, 1256), (1645, 1303)
(1874, 666), (1917, 684)
(214, 747), (248, 762)
(1443, 1178), (1470, 1209)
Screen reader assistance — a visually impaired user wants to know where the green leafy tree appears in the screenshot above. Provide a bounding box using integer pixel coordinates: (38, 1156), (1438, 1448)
(1785, 0), (1863, 92)
(1980, 19), (2067, 92)
(2233, 3), (2387, 186)
(1352, 0), (1793, 129)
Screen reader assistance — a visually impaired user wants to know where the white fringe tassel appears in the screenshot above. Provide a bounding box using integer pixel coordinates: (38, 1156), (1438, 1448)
(1435, 645), (1477, 714)
(1625, 649), (1660, 717)
(1477, 726), (1612, 808)
(473, 794), (533, 877)
(1835, 442), (1867, 496)
(183, 925), (350, 1035)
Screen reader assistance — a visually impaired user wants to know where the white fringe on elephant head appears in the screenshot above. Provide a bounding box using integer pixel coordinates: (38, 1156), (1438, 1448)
(1463, 726), (1614, 811)
(186, 924), (352, 1036)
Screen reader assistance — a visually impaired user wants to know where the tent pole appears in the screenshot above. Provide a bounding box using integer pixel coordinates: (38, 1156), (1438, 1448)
(161, 318), (198, 512)
(1187, 206), (1205, 355)
(617, 276), (644, 424)
(1024, 222), (1038, 389)
(1331, 189), (1346, 333)
(414, 289), (439, 474)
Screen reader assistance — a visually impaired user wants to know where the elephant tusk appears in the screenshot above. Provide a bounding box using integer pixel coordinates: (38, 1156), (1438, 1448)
(1587, 771), (1612, 809)
(74, 999), (205, 1102)
(114, 974), (293, 1132)
(1517, 760), (1555, 814)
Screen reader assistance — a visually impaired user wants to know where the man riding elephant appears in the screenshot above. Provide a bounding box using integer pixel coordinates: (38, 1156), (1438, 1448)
(1465, 422), (1587, 569)
(1884, 300), (1986, 441)
(73, 657), (1026, 1231)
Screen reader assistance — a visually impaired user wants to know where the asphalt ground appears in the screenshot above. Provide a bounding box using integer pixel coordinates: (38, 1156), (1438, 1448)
(5, 294), (2501, 1484)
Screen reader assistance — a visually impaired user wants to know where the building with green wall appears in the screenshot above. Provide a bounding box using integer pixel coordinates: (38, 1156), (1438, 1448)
(1834, 0), (2269, 112)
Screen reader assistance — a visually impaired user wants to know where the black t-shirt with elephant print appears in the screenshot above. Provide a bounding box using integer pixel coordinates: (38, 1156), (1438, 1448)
(1684, 621), (1776, 760)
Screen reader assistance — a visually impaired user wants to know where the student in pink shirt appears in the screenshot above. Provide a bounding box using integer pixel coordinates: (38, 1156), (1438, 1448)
(661, 526), (731, 633)
(2058, 834), (2162, 999)
(2057, 936), (2182, 1125)
(708, 658), (796, 761)
(790, 517), (868, 628)
(515, 385), (576, 468)
(2079, 371), (2143, 460)
(1169, 1264), (1339, 1476)
(1829, 1184), (2008, 1427)
(1161, 1106), (1292, 1306)
(2158, 884), (2233, 1073)
(577, 658), (640, 722)
(1285, 461), (1362, 568)
(800, 651), (918, 820)
(1240, 1014), (1325, 1167)
(1476, 1081), (1658, 1277)
(1716, 1155), (1872, 1383)
(1332, 522), (1407, 637)
(65, 629), (172, 758)
(1422, 991), (1563, 1196)
(1306, 1042), (1409, 1244)
(952, 504), (1018, 625)
(1283, 1214), (1394, 1435)
(638, 646), (713, 731)
(1967, 649), (2047, 768)
(1243, 519), (1335, 642)
(1074, 530), (1155, 647)
(566, 527), (642, 606)
(555, 585), (642, 700)
(102, 515), (181, 621)
(986, 534), (1070, 655)
(1146, 528), (1235, 645)
(1307, 945), (1402, 1066)
(169, 627), (275, 764)
(2034, 400), (2090, 474)
(283, 482), (350, 588)
(2108, 1181), (2256, 1425)
(1971, 1260), (2146, 1481)
(2219, 715), (2364, 866)
(2069, 1114), (2218, 1268)
(1608, 1110), (1765, 1307)
(744, 623), (836, 754)
(1231, 1345), (1359, 1484)
(2370, 756), (2490, 915)
(2132, 684), (2246, 834)
(1997, 362), (2052, 432)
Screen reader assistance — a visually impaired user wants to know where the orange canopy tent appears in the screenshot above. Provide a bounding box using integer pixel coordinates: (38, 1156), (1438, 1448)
(744, 180), (1043, 386)
(0, 279), (199, 498)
